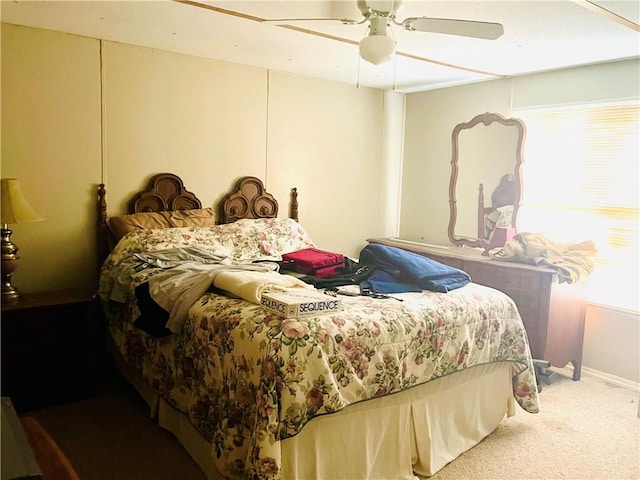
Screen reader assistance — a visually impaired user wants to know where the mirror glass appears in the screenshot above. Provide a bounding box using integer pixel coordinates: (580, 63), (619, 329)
(448, 112), (525, 248)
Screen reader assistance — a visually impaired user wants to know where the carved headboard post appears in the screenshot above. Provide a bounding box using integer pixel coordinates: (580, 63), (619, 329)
(290, 187), (299, 222)
(477, 183), (485, 240)
(97, 183), (109, 265)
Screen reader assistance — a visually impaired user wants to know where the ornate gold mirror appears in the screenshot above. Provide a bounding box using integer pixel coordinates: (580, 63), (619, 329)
(448, 112), (526, 248)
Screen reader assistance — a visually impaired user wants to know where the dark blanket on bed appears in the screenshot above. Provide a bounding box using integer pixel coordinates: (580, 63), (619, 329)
(134, 282), (172, 337)
(359, 243), (471, 293)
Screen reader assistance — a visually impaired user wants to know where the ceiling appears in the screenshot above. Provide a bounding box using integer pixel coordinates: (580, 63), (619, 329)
(1, 0), (639, 92)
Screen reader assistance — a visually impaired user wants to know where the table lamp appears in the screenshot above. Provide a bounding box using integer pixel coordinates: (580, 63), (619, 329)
(1, 178), (44, 302)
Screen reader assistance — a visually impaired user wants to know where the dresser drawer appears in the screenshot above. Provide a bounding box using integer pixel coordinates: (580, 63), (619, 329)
(465, 263), (539, 292)
(425, 254), (464, 270)
(1, 290), (95, 411)
(2, 305), (88, 362)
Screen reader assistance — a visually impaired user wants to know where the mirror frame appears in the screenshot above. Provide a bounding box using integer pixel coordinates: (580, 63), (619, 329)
(447, 112), (526, 248)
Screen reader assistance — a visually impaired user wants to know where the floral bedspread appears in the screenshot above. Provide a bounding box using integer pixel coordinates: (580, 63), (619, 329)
(100, 219), (540, 480)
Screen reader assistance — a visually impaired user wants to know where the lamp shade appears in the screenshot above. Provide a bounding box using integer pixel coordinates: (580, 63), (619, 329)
(359, 34), (396, 65)
(1, 179), (45, 225)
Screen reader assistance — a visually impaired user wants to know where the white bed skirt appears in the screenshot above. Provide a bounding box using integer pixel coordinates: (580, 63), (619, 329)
(113, 350), (515, 480)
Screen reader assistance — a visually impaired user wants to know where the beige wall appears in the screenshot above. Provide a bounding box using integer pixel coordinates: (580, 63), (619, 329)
(1, 24), (101, 296)
(101, 41), (269, 214)
(1, 23), (393, 297)
(403, 59), (640, 383)
(583, 304), (639, 384)
(264, 71), (386, 255)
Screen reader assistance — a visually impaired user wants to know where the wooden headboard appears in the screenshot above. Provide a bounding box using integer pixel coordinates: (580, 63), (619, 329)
(97, 173), (299, 263)
(129, 173), (202, 213)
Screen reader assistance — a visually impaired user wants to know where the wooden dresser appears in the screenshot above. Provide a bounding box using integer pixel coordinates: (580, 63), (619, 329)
(368, 238), (588, 380)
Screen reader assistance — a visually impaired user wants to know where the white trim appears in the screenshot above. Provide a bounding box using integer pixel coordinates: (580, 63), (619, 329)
(582, 366), (640, 392)
(586, 300), (640, 316)
(558, 365), (640, 392)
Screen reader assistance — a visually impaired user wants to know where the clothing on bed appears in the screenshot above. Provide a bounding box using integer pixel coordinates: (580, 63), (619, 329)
(359, 243), (471, 293)
(99, 247), (230, 304)
(98, 218), (318, 335)
(214, 269), (311, 302)
(101, 248), (312, 334)
(134, 282), (172, 337)
(150, 262), (282, 333)
(294, 258), (377, 289)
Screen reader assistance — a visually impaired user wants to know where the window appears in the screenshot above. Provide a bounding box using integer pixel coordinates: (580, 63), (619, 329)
(514, 101), (639, 312)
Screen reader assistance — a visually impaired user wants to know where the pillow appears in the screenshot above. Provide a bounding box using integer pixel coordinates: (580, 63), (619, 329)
(104, 216), (314, 266)
(167, 208), (217, 228)
(107, 211), (171, 242)
(108, 208), (216, 242)
(218, 218), (316, 262)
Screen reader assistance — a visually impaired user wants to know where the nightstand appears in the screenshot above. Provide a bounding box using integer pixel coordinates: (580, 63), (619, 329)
(1, 290), (95, 413)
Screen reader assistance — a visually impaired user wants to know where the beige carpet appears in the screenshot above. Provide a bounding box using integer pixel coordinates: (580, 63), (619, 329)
(30, 370), (207, 480)
(29, 366), (639, 480)
(431, 368), (639, 480)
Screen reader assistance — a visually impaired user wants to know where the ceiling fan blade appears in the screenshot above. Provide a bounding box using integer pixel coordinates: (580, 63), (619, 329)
(261, 17), (363, 26)
(401, 17), (504, 40)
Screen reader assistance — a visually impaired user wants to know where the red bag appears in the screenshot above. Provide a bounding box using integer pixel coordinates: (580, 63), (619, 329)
(281, 248), (345, 278)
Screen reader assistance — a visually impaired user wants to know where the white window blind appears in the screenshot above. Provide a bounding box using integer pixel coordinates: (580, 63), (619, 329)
(514, 102), (639, 312)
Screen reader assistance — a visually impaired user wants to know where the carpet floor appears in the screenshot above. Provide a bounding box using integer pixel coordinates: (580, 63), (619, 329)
(27, 364), (639, 480)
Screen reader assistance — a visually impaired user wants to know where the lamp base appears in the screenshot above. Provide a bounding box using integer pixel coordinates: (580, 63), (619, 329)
(1, 281), (20, 302)
(1, 259), (21, 302)
(1, 227), (21, 302)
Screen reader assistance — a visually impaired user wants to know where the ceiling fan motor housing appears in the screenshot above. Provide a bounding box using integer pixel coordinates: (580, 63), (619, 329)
(358, 0), (405, 18)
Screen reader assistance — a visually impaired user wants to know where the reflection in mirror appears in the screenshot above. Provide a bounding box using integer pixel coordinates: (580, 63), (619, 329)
(480, 173), (516, 241)
(448, 112), (525, 248)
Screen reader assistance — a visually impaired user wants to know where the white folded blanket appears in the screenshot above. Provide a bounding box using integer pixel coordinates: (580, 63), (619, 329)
(150, 262), (278, 334)
(213, 270), (312, 304)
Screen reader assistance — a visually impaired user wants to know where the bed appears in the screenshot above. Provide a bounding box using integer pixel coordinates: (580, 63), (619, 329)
(97, 173), (539, 480)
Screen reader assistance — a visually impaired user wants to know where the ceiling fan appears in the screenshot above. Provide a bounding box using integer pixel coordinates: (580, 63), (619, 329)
(261, 0), (504, 65)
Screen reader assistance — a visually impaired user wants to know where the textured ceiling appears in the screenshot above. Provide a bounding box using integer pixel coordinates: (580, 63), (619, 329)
(2, 0), (639, 92)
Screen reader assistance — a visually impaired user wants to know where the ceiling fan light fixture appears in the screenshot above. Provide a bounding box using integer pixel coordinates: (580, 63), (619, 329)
(359, 34), (396, 65)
